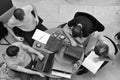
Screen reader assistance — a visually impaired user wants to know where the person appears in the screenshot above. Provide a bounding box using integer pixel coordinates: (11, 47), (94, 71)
(60, 12), (105, 75)
(91, 37), (117, 62)
(4, 42), (45, 80)
(61, 12), (105, 47)
(114, 32), (120, 50)
(4, 4), (47, 46)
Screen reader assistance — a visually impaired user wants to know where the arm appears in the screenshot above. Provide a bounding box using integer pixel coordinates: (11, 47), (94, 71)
(12, 65), (44, 77)
(20, 42), (44, 60)
(4, 23), (24, 41)
(63, 24), (78, 47)
(30, 4), (39, 23)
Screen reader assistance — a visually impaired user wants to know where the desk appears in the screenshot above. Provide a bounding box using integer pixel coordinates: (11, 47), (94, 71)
(32, 28), (83, 78)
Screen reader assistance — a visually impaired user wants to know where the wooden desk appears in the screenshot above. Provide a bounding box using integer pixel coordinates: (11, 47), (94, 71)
(32, 28), (82, 78)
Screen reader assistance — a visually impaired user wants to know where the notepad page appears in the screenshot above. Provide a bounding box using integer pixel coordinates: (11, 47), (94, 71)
(32, 29), (50, 44)
(82, 51), (104, 74)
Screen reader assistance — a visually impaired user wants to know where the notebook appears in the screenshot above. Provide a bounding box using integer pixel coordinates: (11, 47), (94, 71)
(32, 29), (50, 44)
(82, 51), (104, 74)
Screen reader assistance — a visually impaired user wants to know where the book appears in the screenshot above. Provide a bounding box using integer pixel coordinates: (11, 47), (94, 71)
(32, 29), (50, 44)
(82, 51), (104, 74)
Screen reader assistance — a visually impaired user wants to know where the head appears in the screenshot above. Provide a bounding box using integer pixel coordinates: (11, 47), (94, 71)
(94, 42), (109, 58)
(13, 8), (25, 21)
(68, 16), (93, 38)
(6, 45), (19, 57)
(71, 23), (83, 38)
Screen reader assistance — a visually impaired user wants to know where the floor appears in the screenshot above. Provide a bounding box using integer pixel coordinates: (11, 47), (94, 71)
(1, 0), (120, 80)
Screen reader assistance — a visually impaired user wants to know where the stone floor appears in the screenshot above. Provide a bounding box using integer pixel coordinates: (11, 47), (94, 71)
(1, 0), (120, 80)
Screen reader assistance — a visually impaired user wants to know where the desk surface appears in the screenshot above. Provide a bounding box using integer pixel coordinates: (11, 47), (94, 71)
(32, 28), (82, 78)
(33, 28), (74, 64)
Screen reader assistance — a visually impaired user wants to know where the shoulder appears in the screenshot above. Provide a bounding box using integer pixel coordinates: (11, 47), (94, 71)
(7, 16), (19, 28)
(22, 5), (33, 13)
(4, 56), (18, 70)
(12, 42), (23, 47)
(63, 24), (72, 33)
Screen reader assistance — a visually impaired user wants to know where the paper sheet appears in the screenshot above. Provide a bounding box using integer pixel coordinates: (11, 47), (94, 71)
(51, 71), (71, 79)
(82, 51), (104, 74)
(32, 29), (50, 44)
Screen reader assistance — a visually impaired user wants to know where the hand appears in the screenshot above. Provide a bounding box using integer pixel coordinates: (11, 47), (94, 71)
(94, 57), (100, 62)
(71, 40), (78, 47)
(37, 72), (45, 77)
(38, 53), (44, 60)
(15, 36), (24, 41)
(72, 60), (82, 73)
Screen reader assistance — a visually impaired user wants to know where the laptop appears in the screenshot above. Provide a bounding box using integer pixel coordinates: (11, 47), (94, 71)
(51, 60), (73, 79)
(33, 52), (55, 73)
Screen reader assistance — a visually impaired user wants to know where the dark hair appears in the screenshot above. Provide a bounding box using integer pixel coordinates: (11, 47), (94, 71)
(71, 24), (82, 38)
(6, 46), (19, 57)
(74, 12), (105, 32)
(94, 43), (109, 58)
(68, 16), (93, 38)
(13, 8), (25, 21)
(114, 32), (120, 40)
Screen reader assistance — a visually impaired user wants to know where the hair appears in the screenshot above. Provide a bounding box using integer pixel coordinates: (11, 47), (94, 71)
(13, 8), (25, 21)
(94, 42), (109, 58)
(114, 32), (120, 40)
(68, 16), (93, 38)
(6, 46), (19, 57)
(71, 24), (82, 38)
(73, 12), (105, 32)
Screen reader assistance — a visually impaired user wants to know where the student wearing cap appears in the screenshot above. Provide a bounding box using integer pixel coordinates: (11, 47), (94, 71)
(62, 12), (105, 47)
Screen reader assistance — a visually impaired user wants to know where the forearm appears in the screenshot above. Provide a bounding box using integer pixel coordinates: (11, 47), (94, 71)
(24, 45), (44, 59)
(16, 66), (40, 75)
(63, 27), (75, 43)
(31, 4), (38, 18)
(6, 27), (17, 38)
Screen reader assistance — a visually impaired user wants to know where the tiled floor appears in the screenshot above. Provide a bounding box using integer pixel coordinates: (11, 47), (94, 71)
(1, 0), (120, 80)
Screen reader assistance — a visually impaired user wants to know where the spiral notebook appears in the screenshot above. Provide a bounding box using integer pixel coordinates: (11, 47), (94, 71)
(82, 51), (104, 74)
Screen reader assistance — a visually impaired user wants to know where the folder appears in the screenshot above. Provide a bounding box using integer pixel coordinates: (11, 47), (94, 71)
(82, 51), (104, 74)
(32, 29), (50, 44)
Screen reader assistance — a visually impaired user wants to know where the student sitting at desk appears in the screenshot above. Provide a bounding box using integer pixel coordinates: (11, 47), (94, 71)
(90, 38), (116, 62)
(4, 42), (45, 80)
(59, 12), (105, 75)
(61, 12), (105, 47)
(80, 33), (118, 75)
(4, 4), (47, 46)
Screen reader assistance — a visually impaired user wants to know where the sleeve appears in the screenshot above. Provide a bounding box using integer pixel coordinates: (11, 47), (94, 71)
(68, 18), (76, 27)
(5, 59), (18, 70)
(7, 16), (17, 28)
(22, 5), (33, 14)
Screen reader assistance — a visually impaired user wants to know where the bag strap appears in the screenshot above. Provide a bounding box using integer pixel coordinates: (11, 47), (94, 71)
(104, 36), (118, 55)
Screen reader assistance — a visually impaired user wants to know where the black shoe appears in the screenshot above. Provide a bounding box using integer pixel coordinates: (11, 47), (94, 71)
(76, 69), (88, 75)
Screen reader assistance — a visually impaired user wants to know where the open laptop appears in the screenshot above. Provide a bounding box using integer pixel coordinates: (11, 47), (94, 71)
(51, 60), (73, 79)
(33, 52), (55, 73)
